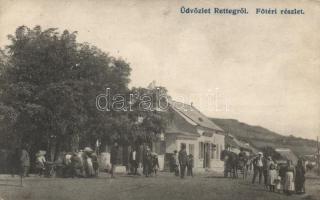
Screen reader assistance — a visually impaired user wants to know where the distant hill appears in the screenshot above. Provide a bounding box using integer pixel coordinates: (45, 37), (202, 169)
(210, 118), (318, 157)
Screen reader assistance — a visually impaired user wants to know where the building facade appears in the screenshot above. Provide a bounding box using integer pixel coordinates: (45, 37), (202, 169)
(154, 101), (225, 173)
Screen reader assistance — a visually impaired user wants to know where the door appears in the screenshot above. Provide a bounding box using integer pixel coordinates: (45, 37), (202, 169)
(203, 143), (211, 168)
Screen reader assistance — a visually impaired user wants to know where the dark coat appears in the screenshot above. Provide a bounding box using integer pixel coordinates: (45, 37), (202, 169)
(178, 149), (188, 166)
(143, 150), (152, 164)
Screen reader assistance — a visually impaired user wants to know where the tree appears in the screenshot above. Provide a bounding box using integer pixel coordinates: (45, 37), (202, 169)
(0, 26), (169, 160)
(126, 86), (171, 146)
(0, 26), (131, 159)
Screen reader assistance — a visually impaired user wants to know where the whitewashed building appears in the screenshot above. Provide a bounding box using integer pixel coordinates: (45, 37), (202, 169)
(154, 101), (225, 173)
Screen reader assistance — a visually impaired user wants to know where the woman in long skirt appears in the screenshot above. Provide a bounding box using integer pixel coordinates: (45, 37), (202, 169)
(284, 160), (295, 195)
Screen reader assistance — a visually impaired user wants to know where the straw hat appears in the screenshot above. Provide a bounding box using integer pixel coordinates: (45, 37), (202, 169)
(84, 147), (93, 152)
(36, 150), (46, 157)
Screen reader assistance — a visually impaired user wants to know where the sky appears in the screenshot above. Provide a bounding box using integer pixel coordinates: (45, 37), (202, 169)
(0, 0), (319, 139)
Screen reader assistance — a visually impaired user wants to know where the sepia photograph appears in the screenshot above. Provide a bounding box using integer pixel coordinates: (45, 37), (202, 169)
(0, 0), (319, 200)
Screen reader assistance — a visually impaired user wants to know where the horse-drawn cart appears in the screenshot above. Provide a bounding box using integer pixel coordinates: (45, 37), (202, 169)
(44, 161), (64, 177)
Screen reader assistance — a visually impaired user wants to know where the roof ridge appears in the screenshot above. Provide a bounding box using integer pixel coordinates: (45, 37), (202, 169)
(171, 105), (199, 126)
(169, 100), (224, 132)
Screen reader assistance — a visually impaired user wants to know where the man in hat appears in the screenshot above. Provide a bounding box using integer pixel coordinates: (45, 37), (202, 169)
(252, 152), (264, 184)
(178, 144), (188, 178)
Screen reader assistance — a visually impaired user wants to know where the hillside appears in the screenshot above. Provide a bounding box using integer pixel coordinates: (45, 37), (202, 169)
(210, 118), (318, 157)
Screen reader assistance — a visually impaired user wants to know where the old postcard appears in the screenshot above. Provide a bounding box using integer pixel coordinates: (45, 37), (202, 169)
(0, 0), (319, 200)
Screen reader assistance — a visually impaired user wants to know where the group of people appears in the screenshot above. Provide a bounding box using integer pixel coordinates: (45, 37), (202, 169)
(111, 142), (194, 179)
(171, 144), (194, 178)
(110, 142), (160, 178)
(8, 143), (307, 196)
(61, 148), (99, 178)
(6, 146), (100, 178)
(251, 152), (306, 195)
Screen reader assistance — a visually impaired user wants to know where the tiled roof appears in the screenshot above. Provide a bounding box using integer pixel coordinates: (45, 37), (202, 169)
(166, 116), (199, 138)
(275, 148), (298, 164)
(169, 100), (224, 132)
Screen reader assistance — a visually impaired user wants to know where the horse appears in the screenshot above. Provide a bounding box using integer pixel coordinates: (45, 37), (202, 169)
(221, 150), (239, 178)
(237, 156), (249, 179)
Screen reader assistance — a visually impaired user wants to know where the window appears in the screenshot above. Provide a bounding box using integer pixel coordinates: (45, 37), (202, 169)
(189, 144), (195, 156)
(199, 142), (204, 159)
(211, 144), (216, 159)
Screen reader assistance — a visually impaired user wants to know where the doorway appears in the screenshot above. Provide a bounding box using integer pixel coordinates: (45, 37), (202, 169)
(203, 143), (211, 168)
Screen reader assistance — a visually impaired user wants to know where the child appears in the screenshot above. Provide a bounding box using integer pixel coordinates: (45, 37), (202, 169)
(187, 154), (194, 177)
(151, 153), (160, 175)
(268, 163), (277, 192)
(275, 176), (282, 193)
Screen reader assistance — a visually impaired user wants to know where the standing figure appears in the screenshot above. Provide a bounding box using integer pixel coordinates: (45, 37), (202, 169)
(35, 151), (46, 177)
(268, 163), (277, 192)
(187, 154), (194, 177)
(263, 156), (272, 188)
(82, 147), (94, 177)
(129, 147), (138, 175)
(91, 153), (99, 177)
(178, 144), (188, 179)
(143, 146), (152, 177)
(275, 175), (282, 193)
(284, 160), (296, 195)
(110, 142), (119, 178)
(20, 147), (30, 177)
(151, 153), (160, 175)
(86, 154), (94, 177)
(252, 152), (264, 184)
(172, 150), (179, 176)
(295, 159), (306, 194)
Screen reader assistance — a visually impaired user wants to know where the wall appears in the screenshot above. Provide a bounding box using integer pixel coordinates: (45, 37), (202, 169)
(165, 135), (178, 153)
(163, 132), (225, 173)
